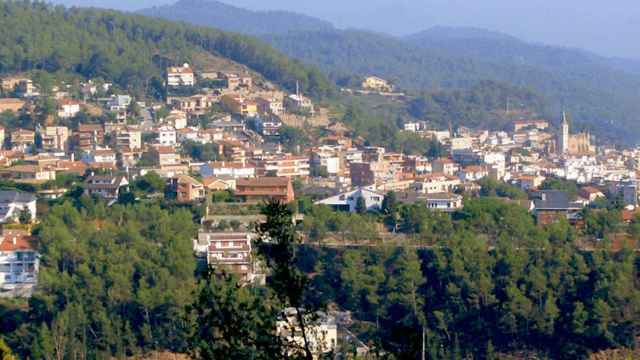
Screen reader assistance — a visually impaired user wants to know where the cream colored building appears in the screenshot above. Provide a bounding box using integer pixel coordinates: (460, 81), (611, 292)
(362, 76), (393, 92)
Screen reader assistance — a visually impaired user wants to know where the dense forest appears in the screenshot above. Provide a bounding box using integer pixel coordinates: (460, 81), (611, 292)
(139, 0), (335, 35)
(263, 29), (640, 141)
(0, 1), (333, 99)
(0, 189), (638, 359)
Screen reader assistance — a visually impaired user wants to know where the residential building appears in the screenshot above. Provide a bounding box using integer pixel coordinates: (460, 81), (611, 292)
(0, 98), (25, 113)
(458, 165), (489, 182)
(0, 165), (56, 183)
(167, 63), (195, 87)
(361, 76), (393, 92)
(10, 129), (35, 152)
(579, 186), (605, 203)
(202, 176), (236, 191)
(286, 94), (314, 115)
(198, 231), (255, 282)
(82, 149), (117, 167)
(74, 124), (104, 151)
(532, 190), (583, 225)
(0, 230), (39, 297)
(168, 95), (215, 114)
(115, 127), (142, 150)
(0, 191), (36, 224)
(149, 146), (181, 167)
(432, 158), (459, 176)
(512, 119), (549, 132)
(278, 308), (337, 358)
(57, 99), (82, 119)
(41, 126), (70, 152)
(412, 173), (461, 194)
(255, 155), (310, 178)
(1, 77), (31, 94)
(311, 147), (342, 176)
(235, 177), (294, 203)
(255, 96), (284, 116)
(223, 73), (252, 90)
(165, 110), (187, 130)
(157, 126), (177, 146)
(200, 161), (256, 179)
(255, 116), (282, 136)
(221, 95), (258, 117)
(423, 193), (464, 212)
(315, 188), (385, 213)
(84, 174), (129, 199)
(170, 175), (206, 203)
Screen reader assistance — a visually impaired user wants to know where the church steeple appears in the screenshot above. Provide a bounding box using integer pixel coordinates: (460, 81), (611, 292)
(559, 111), (570, 155)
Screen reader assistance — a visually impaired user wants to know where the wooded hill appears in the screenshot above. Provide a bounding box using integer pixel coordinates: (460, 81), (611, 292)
(0, 1), (333, 99)
(138, 0), (640, 142)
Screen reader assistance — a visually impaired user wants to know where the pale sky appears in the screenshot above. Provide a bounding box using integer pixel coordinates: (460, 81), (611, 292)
(50, 0), (640, 59)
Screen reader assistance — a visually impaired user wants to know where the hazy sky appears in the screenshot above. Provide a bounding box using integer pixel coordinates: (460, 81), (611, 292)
(49, 0), (640, 59)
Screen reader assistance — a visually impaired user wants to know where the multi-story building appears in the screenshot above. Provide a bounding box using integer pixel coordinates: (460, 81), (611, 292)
(412, 173), (461, 194)
(167, 64), (195, 87)
(149, 146), (181, 167)
(221, 95), (258, 117)
(255, 96), (284, 116)
(0, 191), (36, 224)
(0, 165), (56, 183)
(157, 126), (177, 146)
(41, 126), (70, 152)
(311, 147), (342, 176)
(200, 161), (256, 179)
(82, 149), (117, 167)
(0, 230), (39, 297)
(423, 193), (464, 212)
(198, 231), (255, 282)
(84, 174), (129, 199)
(361, 76), (393, 92)
(57, 99), (82, 119)
(170, 175), (205, 203)
(432, 158), (459, 176)
(10, 129), (35, 152)
(115, 127), (142, 150)
(74, 124), (104, 151)
(168, 95), (215, 114)
(255, 155), (310, 178)
(235, 177), (294, 203)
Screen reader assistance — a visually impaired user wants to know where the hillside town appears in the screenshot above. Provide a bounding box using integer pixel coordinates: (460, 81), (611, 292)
(0, 64), (639, 359)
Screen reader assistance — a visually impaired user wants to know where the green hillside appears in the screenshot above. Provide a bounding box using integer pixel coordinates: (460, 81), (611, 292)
(0, 1), (333, 98)
(264, 28), (640, 142)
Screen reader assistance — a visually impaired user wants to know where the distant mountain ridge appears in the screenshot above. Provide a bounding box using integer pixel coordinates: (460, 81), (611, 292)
(137, 1), (640, 142)
(138, 0), (335, 34)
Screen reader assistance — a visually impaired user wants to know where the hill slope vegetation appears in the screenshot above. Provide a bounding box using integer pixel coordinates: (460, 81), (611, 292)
(0, 1), (333, 98)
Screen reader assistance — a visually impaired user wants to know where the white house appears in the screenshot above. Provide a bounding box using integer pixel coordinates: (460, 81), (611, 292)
(57, 99), (81, 119)
(423, 193), (464, 212)
(278, 308), (337, 358)
(157, 126), (177, 146)
(0, 230), (39, 297)
(200, 161), (256, 179)
(315, 188), (385, 213)
(311, 146), (341, 176)
(0, 191), (36, 224)
(167, 64), (195, 87)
